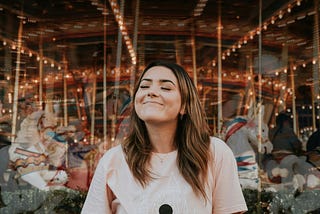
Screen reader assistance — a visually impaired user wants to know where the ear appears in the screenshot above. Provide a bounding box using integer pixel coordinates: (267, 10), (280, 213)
(179, 105), (186, 115)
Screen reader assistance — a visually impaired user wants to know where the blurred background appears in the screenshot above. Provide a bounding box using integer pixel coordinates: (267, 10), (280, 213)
(0, 0), (320, 213)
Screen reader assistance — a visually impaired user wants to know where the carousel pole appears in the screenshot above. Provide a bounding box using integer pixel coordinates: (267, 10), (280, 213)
(103, 1), (108, 149)
(62, 53), (69, 169)
(11, 19), (23, 143)
(87, 57), (97, 185)
(39, 34), (43, 108)
(290, 63), (298, 134)
(248, 51), (257, 115)
(130, 0), (139, 97)
(313, 0), (320, 130)
(191, 20), (197, 88)
(217, 1), (223, 136)
(74, 88), (82, 120)
(257, 0), (263, 212)
(63, 53), (68, 127)
(311, 85), (316, 131)
(90, 68), (97, 145)
(22, 63), (26, 98)
(111, 0), (124, 143)
(257, 0), (263, 154)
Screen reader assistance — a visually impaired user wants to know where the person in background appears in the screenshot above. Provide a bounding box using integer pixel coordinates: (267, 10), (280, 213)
(306, 129), (320, 152)
(81, 60), (247, 214)
(269, 111), (303, 156)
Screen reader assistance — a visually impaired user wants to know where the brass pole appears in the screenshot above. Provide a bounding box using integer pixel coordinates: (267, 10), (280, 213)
(63, 53), (68, 127)
(39, 34), (43, 108)
(11, 19), (23, 143)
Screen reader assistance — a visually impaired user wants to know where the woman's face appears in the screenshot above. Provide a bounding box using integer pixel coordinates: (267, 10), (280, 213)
(134, 66), (184, 125)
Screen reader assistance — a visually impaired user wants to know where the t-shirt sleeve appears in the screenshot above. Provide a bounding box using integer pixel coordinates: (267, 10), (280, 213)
(81, 152), (113, 214)
(211, 137), (248, 214)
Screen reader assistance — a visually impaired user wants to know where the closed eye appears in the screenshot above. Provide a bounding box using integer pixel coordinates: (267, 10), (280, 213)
(161, 87), (171, 91)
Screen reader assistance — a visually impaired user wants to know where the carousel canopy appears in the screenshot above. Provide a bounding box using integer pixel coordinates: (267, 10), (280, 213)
(0, 0), (318, 129)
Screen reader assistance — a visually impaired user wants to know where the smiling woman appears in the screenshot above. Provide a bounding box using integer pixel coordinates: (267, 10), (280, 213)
(81, 60), (248, 214)
(134, 65), (183, 133)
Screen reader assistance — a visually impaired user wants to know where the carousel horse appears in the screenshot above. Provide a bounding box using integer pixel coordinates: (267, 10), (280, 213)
(8, 109), (70, 191)
(222, 104), (273, 189)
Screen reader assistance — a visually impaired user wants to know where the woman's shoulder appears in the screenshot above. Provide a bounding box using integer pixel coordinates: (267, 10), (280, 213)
(98, 144), (125, 168)
(209, 136), (228, 148)
(209, 136), (234, 157)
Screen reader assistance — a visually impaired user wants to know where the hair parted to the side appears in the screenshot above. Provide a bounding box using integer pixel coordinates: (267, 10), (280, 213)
(121, 60), (211, 200)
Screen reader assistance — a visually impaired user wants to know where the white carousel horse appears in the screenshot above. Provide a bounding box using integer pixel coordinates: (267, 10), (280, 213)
(222, 104), (273, 189)
(8, 109), (70, 191)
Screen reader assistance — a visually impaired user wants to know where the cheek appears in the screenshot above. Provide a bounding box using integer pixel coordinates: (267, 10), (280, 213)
(134, 93), (144, 113)
(134, 97), (141, 111)
(134, 91), (143, 103)
(168, 97), (183, 115)
(173, 94), (182, 107)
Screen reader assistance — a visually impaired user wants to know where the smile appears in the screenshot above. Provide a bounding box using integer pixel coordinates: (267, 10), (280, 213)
(143, 101), (163, 105)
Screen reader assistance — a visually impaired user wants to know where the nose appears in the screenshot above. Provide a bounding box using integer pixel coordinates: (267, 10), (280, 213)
(147, 87), (159, 97)
(147, 91), (157, 97)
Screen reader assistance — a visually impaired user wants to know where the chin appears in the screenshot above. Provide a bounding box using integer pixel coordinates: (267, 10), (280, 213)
(142, 117), (163, 123)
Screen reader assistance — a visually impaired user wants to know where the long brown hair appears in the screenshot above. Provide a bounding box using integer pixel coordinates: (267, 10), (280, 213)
(122, 60), (211, 199)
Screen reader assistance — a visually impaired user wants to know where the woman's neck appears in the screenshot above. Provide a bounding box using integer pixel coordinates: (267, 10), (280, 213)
(146, 123), (177, 153)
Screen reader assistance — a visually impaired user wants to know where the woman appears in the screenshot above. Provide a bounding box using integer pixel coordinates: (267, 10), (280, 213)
(82, 60), (247, 214)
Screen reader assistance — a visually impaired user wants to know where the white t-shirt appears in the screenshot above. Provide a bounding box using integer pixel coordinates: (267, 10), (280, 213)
(81, 137), (247, 214)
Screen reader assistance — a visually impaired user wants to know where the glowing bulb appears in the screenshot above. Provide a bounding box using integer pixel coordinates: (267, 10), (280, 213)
(263, 24), (267, 30)
(279, 11), (283, 19)
(287, 7), (291, 13)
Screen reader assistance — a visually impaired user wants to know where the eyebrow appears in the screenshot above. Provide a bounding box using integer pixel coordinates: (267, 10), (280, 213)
(141, 78), (176, 86)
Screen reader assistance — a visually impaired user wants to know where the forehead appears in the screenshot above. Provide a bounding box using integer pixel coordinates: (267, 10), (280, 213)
(142, 66), (177, 81)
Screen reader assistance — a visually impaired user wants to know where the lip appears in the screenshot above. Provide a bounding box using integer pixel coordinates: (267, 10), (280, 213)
(143, 101), (163, 105)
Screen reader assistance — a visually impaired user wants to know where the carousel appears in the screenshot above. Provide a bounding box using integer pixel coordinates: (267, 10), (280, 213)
(0, 0), (320, 213)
